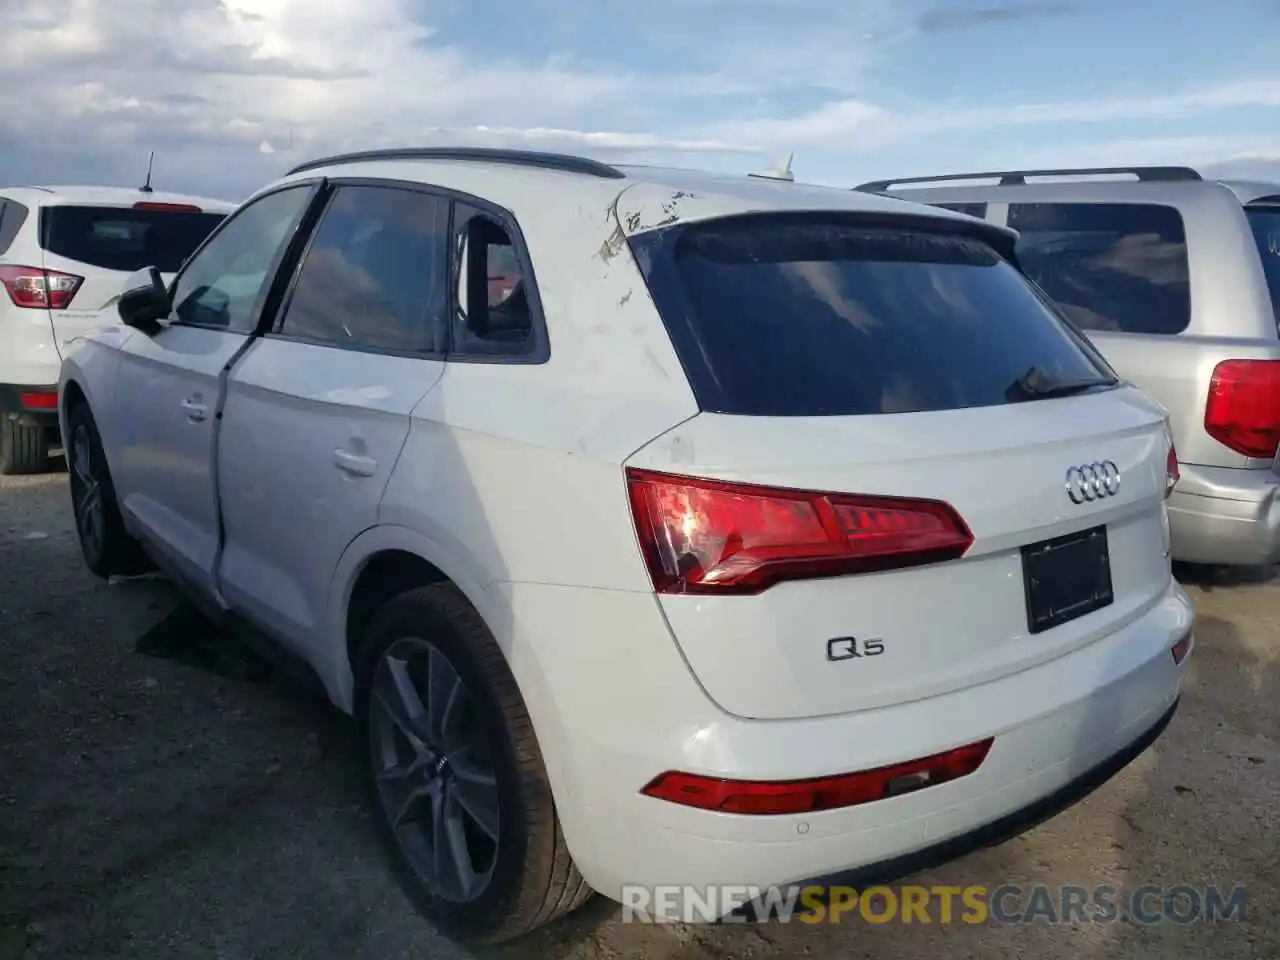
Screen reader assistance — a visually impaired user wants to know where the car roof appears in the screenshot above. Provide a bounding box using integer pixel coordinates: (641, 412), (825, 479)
(0, 184), (236, 213)
(268, 148), (1017, 249)
(853, 166), (1280, 208)
(1217, 179), (1280, 205)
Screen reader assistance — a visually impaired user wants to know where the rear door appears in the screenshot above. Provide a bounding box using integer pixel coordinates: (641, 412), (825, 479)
(216, 181), (449, 660)
(623, 210), (1175, 721)
(38, 201), (227, 356)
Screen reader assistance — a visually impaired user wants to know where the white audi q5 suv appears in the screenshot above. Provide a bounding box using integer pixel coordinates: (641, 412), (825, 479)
(58, 147), (1194, 944)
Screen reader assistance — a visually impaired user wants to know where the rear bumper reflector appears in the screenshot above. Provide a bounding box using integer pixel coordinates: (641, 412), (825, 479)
(19, 391), (58, 411)
(641, 739), (994, 815)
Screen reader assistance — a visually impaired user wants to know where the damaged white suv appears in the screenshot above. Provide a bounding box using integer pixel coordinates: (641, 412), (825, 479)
(59, 148), (1193, 943)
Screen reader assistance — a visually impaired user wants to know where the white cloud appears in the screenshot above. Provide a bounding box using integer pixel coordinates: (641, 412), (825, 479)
(0, 0), (1277, 197)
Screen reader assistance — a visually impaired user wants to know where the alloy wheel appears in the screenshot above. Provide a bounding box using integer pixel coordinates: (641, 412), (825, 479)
(70, 423), (105, 565)
(368, 637), (502, 903)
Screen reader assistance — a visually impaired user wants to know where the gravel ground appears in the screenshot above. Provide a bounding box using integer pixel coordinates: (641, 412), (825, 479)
(0, 470), (1276, 960)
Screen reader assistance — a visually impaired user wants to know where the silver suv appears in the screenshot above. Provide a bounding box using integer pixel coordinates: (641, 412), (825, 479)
(857, 166), (1280, 567)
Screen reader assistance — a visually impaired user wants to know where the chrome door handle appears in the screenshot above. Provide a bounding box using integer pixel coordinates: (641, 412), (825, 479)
(333, 448), (377, 477)
(181, 398), (208, 422)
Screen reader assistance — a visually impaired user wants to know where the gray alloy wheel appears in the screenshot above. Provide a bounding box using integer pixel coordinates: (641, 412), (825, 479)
(368, 636), (502, 903)
(68, 421), (107, 569)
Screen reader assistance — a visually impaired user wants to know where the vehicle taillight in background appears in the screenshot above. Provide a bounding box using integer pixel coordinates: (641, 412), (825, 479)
(1166, 443), (1180, 498)
(1204, 359), (1280, 460)
(626, 468), (974, 595)
(0, 265), (83, 310)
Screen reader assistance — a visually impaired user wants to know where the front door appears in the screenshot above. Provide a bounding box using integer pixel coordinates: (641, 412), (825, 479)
(215, 181), (449, 658)
(112, 183), (320, 596)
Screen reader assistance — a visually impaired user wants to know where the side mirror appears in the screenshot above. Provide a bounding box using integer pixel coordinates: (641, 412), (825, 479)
(118, 266), (170, 333)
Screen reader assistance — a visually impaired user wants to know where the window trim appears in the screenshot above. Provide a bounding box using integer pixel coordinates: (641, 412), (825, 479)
(1007, 200), (1193, 337)
(164, 179), (326, 335)
(261, 176), (551, 365)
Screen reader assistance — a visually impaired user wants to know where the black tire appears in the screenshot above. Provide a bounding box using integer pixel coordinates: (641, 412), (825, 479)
(354, 583), (593, 944)
(65, 401), (154, 579)
(0, 419), (49, 475)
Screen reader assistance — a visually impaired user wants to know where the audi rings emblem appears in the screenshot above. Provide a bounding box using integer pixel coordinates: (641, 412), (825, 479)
(1065, 461), (1121, 504)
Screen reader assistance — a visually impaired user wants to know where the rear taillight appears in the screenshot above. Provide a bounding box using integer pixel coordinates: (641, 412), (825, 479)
(641, 739), (994, 815)
(0, 265), (83, 310)
(1166, 442), (1180, 498)
(625, 468), (973, 595)
(1204, 359), (1280, 460)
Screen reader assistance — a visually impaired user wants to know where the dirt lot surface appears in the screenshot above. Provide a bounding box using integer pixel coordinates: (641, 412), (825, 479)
(1, 470), (1276, 960)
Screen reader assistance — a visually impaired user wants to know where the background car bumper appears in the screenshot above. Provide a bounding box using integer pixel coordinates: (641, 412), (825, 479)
(497, 578), (1194, 907)
(1168, 462), (1280, 565)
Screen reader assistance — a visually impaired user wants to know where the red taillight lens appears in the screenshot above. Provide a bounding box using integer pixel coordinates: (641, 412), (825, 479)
(0, 265), (83, 310)
(1166, 443), (1180, 498)
(641, 739), (994, 815)
(134, 201), (203, 213)
(625, 469), (973, 595)
(19, 391), (57, 410)
(1171, 632), (1192, 665)
(1204, 359), (1280, 459)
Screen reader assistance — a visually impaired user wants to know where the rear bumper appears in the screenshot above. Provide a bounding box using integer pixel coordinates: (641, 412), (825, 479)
(736, 695), (1177, 918)
(0, 383), (60, 428)
(1168, 462), (1280, 565)
(499, 578), (1194, 910)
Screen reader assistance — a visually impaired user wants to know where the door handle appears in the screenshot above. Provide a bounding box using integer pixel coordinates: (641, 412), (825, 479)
(333, 448), (378, 477)
(181, 398), (208, 422)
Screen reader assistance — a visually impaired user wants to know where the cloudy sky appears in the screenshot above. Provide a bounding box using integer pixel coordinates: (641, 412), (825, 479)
(1, 0), (1278, 201)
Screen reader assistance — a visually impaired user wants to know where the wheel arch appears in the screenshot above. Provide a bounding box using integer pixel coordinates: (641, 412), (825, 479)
(326, 524), (580, 847)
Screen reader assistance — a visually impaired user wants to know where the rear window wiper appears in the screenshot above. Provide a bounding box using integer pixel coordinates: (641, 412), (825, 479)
(1006, 365), (1117, 402)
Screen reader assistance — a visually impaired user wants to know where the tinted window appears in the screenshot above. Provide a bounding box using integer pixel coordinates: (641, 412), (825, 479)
(1246, 208), (1280, 328)
(40, 205), (226, 273)
(171, 186), (313, 333)
(276, 185), (448, 353)
(451, 204), (535, 356)
(0, 199), (29, 255)
(931, 202), (987, 219)
(629, 215), (1110, 417)
(1008, 202), (1191, 335)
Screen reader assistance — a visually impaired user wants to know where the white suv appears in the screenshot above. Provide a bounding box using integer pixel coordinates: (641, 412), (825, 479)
(58, 148), (1194, 944)
(0, 186), (232, 473)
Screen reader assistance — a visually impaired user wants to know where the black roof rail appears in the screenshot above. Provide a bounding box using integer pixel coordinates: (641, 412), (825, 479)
(285, 146), (627, 180)
(854, 165), (1203, 193)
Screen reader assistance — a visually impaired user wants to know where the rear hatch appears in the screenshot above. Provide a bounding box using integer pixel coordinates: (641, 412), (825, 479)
(623, 210), (1177, 721)
(37, 201), (226, 355)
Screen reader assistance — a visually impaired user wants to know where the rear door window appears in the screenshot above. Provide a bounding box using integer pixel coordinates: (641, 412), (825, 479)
(1246, 208), (1280, 327)
(629, 214), (1111, 417)
(0, 199), (29, 255)
(39, 205), (227, 273)
(1008, 202), (1191, 335)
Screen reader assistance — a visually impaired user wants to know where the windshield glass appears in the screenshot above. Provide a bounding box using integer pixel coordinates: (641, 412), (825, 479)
(629, 214), (1111, 417)
(41, 205), (226, 273)
(1247, 209), (1280, 328)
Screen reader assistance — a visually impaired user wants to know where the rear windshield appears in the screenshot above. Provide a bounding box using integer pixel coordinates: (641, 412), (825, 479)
(628, 214), (1111, 417)
(1247, 208), (1280, 327)
(40, 205), (227, 273)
